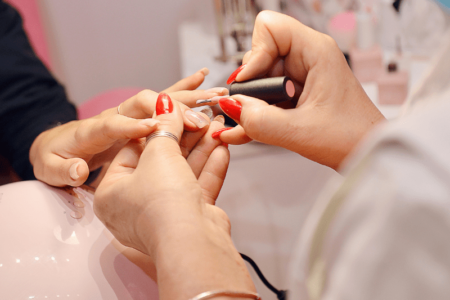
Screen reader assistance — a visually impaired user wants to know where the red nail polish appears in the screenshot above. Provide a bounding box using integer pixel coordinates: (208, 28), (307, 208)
(156, 93), (173, 115)
(219, 98), (242, 122)
(212, 127), (232, 139)
(226, 64), (246, 85)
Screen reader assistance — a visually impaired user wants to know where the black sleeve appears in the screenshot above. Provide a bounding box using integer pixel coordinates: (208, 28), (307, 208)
(0, 1), (77, 180)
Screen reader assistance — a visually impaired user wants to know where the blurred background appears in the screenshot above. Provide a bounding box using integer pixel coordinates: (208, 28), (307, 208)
(3, 0), (449, 299)
(7, 0), (450, 108)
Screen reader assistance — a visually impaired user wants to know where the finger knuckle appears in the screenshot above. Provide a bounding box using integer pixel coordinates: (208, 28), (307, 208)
(320, 34), (342, 58)
(101, 117), (115, 133)
(74, 119), (93, 141)
(136, 89), (155, 102)
(213, 206), (232, 233)
(190, 185), (204, 199)
(242, 107), (265, 138)
(324, 34), (338, 49)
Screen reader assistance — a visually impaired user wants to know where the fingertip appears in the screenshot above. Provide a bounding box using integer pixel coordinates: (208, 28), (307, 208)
(204, 87), (229, 96)
(139, 118), (160, 129)
(185, 109), (210, 130)
(68, 159), (89, 187)
(199, 67), (209, 76)
(227, 64), (246, 85)
(200, 106), (213, 120)
(69, 162), (80, 181)
(230, 94), (270, 108)
(212, 127), (232, 139)
(218, 97), (242, 122)
(154, 95), (184, 139)
(222, 87), (229, 95)
(214, 125), (252, 145)
(213, 115), (225, 124)
(190, 70), (206, 88)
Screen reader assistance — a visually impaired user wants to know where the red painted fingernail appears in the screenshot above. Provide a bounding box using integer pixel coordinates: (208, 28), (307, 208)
(212, 127), (232, 139)
(226, 64), (246, 85)
(219, 98), (242, 122)
(156, 93), (173, 115)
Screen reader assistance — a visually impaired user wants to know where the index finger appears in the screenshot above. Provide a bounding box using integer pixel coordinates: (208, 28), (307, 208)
(161, 67), (209, 93)
(118, 89), (228, 118)
(235, 10), (316, 83)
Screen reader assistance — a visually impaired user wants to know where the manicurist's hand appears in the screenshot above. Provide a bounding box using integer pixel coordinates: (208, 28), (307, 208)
(29, 80), (227, 187)
(94, 94), (256, 299)
(214, 11), (385, 170)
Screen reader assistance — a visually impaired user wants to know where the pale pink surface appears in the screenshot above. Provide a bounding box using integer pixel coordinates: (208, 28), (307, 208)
(327, 11), (356, 52)
(0, 181), (158, 299)
(329, 11), (356, 31)
(77, 88), (143, 119)
(350, 45), (383, 83)
(378, 71), (409, 105)
(5, 0), (52, 70)
(286, 80), (295, 97)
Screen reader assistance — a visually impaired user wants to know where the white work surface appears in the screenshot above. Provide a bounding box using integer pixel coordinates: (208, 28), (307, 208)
(217, 144), (336, 299)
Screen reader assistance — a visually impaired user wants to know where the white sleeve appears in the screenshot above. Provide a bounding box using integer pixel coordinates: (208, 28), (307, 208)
(322, 139), (450, 300)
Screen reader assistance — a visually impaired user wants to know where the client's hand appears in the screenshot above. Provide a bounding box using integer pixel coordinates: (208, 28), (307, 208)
(162, 67), (229, 107)
(162, 67), (209, 93)
(30, 84), (226, 187)
(95, 94), (255, 299)
(214, 11), (385, 170)
(101, 113), (230, 282)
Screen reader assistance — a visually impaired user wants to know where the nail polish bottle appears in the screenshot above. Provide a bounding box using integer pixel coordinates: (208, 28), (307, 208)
(349, 11), (383, 83)
(377, 62), (409, 105)
(229, 76), (296, 105)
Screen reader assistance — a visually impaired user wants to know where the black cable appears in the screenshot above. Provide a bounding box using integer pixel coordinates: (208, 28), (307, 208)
(240, 253), (288, 300)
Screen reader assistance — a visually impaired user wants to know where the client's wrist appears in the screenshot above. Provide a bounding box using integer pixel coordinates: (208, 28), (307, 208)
(133, 199), (256, 299)
(151, 214), (255, 299)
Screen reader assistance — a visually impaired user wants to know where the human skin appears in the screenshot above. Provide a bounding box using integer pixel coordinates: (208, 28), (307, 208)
(30, 68), (229, 187)
(94, 95), (256, 300)
(97, 11), (388, 300)
(213, 11), (386, 170)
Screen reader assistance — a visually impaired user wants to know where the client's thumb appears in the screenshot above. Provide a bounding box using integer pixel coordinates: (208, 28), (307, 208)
(35, 156), (89, 187)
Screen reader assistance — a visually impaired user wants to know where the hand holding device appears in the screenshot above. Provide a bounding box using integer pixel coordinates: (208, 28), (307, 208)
(214, 11), (385, 170)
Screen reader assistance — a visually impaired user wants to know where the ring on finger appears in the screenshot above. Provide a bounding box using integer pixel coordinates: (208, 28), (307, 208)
(146, 131), (179, 146)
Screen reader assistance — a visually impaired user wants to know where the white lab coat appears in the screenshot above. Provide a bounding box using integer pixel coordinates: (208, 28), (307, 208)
(286, 29), (450, 300)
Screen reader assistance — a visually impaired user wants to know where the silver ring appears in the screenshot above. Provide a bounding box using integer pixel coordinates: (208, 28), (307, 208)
(117, 104), (122, 115)
(146, 131), (179, 146)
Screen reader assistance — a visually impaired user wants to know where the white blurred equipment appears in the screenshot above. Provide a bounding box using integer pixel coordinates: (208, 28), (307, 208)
(0, 181), (158, 299)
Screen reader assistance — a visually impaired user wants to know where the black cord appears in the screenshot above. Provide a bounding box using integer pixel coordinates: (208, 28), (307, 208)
(240, 253), (288, 300)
